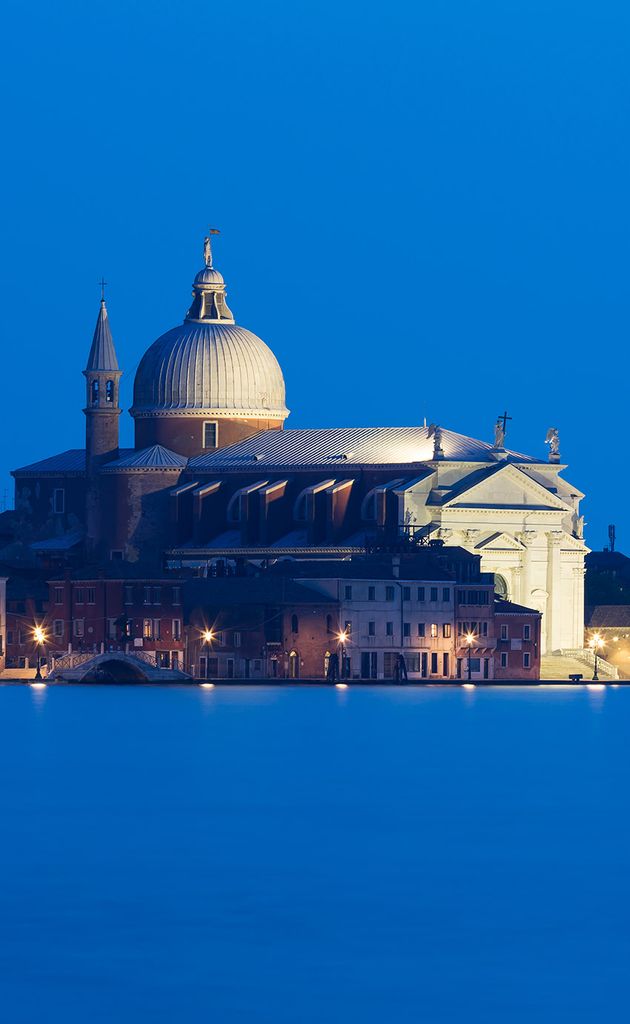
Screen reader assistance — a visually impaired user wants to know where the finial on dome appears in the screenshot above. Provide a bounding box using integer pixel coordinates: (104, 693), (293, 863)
(204, 228), (220, 268)
(98, 276), (107, 303)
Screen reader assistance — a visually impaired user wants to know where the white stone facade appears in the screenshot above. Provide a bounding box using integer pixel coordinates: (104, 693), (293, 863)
(398, 460), (587, 654)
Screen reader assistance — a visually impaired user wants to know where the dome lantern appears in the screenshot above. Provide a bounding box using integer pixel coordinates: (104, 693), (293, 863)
(186, 230), (234, 324)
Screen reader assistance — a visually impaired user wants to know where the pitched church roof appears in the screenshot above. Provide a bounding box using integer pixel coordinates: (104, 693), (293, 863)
(85, 299), (119, 372)
(188, 426), (539, 471)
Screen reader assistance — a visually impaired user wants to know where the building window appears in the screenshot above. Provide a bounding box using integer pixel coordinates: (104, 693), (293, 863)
(233, 631), (241, 648)
(87, 587), (95, 605)
(75, 588), (85, 604)
(368, 586), (376, 601)
(124, 586), (133, 605)
(368, 621), (375, 636)
(53, 619), (64, 638)
(386, 622), (394, 636)
(344, 620), (352, 637)
(443, 623), (452, 638)
(417, 623), (425, 637)
(417, 587), (425, 602)
(443, 653), (449, 676)
(107, 618), (117, 640)
(481, 621), (488, 637)
(54, 587), (63, 605)
(403, 586), (411, 600)
(523, 624), (531, 641)
(326, 614), (333, 634)
(291, 614), (299, 634)
(73, 619), (85, 638)
(430, 623), (438, 638)
(203, 421), (218, 449)
(501, 652), (508, 668)
(442, 588), (450, 602)
(523, 652), (531, 668)
(153, 620), (161, 641)
(403, 622), (411, 637)
(431, 652), (438, 673)
(53, 488), (65, 514)
(143, 619), (153, 640)
(172, 619), (182, 641)
(106, 380), (114, 404)
(344, 585), (352, 600)
(385, 586), (395, 601)
(91, 379), (99, 404)
(500, 624), (509, 640)
(110, 550), (123, 561)
(430, 587), (438, 602)
(143, 587), (151, 605)
(172, 586), (181, 605)
(152, 587), (161, 605)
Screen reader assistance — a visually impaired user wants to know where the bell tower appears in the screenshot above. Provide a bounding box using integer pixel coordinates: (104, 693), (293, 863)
(83, 284), (122, 473)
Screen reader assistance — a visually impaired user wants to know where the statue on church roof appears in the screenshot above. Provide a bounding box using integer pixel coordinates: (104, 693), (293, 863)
(493, 411), (511, 449)
(493, 417), (505, 448)
(428, 423), (444, 459)
(545, 427), (560, 459)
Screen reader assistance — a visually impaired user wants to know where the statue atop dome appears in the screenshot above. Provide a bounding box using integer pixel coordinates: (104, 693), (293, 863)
(204, 228), (220, 268)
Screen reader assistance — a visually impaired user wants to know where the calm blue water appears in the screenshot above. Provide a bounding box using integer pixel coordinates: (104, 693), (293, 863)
(0, 684), (628, 1023)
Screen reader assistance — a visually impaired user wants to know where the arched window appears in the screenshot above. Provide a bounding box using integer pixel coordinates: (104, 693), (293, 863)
(288, 651), (300, 679)
(494, 574), (509, 599)
(91, 379), (99, 405)
(106, 380), (114, 404)
(291, 614), (299, 634)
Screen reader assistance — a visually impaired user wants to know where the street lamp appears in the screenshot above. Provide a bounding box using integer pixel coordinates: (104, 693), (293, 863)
(337, 629), (348, 680)
(589, 632), (604, 681)
(200, 628), (215, 680)
(465, 631), (475, 682)
(32, 625), (48, 681)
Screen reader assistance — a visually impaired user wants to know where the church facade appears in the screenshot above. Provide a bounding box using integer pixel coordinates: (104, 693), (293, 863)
(12, 235), (588, 655)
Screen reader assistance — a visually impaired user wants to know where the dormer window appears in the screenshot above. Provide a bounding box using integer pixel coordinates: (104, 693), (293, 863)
(91, 379), (99, 405)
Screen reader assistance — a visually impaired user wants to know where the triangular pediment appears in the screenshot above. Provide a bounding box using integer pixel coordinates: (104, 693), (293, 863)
(441, 463), (572, 512)
(474, 531), (526, 552)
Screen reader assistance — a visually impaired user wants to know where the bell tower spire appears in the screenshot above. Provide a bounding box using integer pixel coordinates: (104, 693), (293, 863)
(83, 287), (123, 473)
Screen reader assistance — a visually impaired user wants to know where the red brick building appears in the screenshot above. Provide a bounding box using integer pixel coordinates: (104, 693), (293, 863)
(46, 564), (186, 671)
(492, 599), (542, 681)
(184, 577), (338, 680)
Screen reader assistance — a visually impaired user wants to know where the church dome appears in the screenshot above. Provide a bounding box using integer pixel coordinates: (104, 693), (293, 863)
(132, 321), (287, 417)
(131, 234), (288, 421)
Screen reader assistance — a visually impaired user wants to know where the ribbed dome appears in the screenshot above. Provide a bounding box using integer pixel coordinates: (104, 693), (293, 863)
(132, 322), (288, 417)
(131, 234), (289, 421)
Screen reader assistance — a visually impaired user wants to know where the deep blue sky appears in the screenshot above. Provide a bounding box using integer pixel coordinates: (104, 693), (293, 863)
(1, 0), (627, 547)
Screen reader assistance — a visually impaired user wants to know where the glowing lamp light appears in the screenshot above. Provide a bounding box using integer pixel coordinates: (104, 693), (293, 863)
(32, 626), (47, 645)
(201, 629), (215, 644)
(589, 633), (604, 650)
(337, 631), (348, 644)
(465, 632), (475, 646)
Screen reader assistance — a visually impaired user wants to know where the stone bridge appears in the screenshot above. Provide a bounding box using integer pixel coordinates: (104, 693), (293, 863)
(49, 650), (191, 683)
